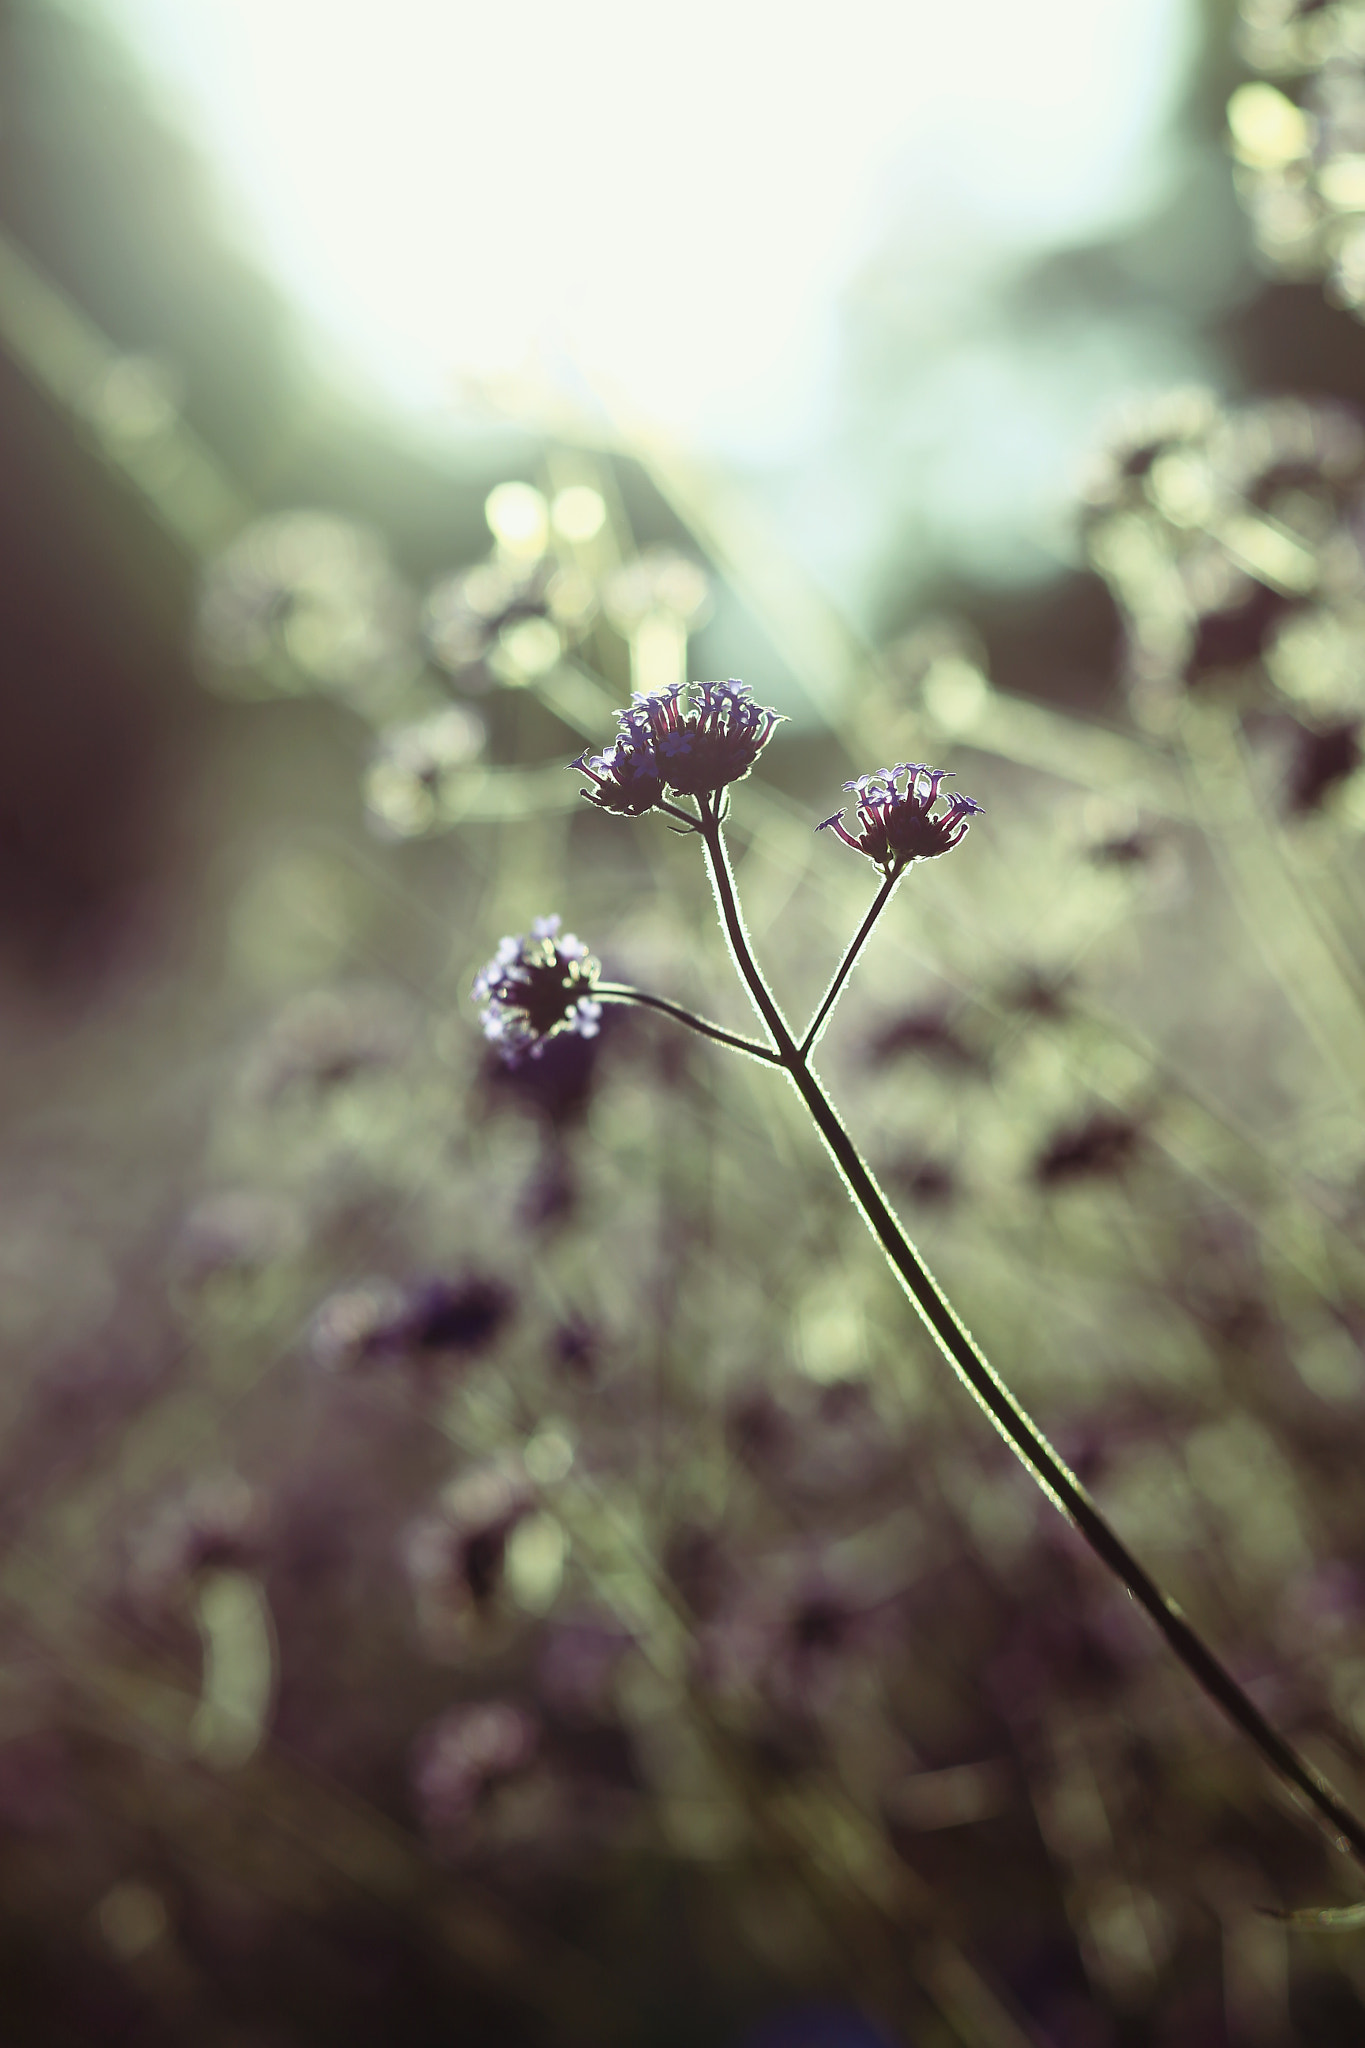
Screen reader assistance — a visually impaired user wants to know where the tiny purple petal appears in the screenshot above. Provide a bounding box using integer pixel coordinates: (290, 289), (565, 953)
(472, 917), (603, 1065)
(818, 762), (981, 873)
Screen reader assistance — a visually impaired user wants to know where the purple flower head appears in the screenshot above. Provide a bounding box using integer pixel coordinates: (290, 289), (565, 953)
(472, 914), (602, 1064)
(817, 762), (982, 874)
(641, 678), (784, 798)
(316, 1273), (516, 1376)
(572, 678), (783, 811)
(571, 726), (666, 816)
(382, 1275), (515, 1357)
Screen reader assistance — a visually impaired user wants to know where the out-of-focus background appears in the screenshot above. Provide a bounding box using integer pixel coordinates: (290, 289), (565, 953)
(8, 0), (1365, 2040)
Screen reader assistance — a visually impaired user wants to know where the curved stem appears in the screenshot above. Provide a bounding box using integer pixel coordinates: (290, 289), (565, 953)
(800, 867), (901, 1056)
(699, 807), (1365, 1873)
(595, 985), (781, 1064)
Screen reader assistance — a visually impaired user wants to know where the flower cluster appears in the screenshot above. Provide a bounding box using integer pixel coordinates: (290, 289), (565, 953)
(1080, 392), (1365, 725)
(196, 512), (416, 714)
(573, 678), (782, 813)
(1227, 24), (1365, 325)
(309, 1272), (515, 1374)
(472, 916), (602, 1063)
(817, 763), (982, 873)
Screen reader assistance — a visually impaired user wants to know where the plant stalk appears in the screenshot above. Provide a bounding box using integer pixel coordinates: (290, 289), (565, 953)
(595, 984), (781, 1064)
(697, 801), (1365, 1873)
(800, 866), (901, 1056)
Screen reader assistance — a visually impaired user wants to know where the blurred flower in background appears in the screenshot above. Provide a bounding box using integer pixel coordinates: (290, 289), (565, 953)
(423, 482), (601, 691)
(1081, 390), (1365, 713)
(1231, 0), (1365, 317)
(196, 510), (420, 714)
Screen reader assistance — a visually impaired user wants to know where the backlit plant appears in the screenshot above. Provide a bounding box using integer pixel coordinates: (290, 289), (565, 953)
(476, 673), (1365, 1882)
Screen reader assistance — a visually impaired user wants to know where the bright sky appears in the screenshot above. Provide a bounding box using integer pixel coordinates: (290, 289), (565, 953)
(97, 0), (1194, 456)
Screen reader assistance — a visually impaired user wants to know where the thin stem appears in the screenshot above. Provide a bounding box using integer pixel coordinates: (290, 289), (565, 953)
(595, 984), (781, 1065)
(699, 807), (1365, 1874)
(800, 867), (901, 1056)
(657, 797), (703, 831)
(698, 797), (799, 1055)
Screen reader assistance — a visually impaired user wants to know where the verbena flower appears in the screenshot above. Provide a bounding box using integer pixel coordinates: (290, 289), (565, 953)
(817, 763), (982, 873)
(570, 724), (666, 815)
(573, 678), (782, 812)
(472, 915), (602, 1062)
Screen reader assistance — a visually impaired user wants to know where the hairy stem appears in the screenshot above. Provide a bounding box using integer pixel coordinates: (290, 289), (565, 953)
(698, 804), (1365, 1873)
(697, 795), (798, 1052)
(595, 984), (781, 1064)
(657, 797), (704, 831)
(800, 867), (901, 1056)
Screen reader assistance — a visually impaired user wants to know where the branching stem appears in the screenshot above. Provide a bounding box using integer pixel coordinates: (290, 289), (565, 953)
(690, 796), (1365, 1874)
(595, 985), (781, 1065)
(657, 797), (703, 831)
(800, 866), (901, 1055)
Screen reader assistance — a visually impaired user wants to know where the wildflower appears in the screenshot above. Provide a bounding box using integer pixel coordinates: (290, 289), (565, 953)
(817, 763), (982, 874)
(866, 1004), (980, 1071)
(405, 1459), (535, 1619)
(570, 722), (666, 816)
(602, 549), (710, 636)
(128, 1476), (264, 1618)
(364, 706), (484, 839)
(412, 1701), (540, 1833)
(1034, 1110), (1142, 1187)
(889, 1153), (956, 1207)
(573, 678), (782, 811)
(698, 1561), (874, 1723)
(425, 560), (593, 688)
(472, 915), (602, 1063)
(1286, 718), (1361, 814)
(307, 1278), (409, 1372)
(551, 1318), (597, 1378)
(380, 1276), (514, 1357)
(196, 511), (415, 714)
(310, 1273), (514, 1375)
